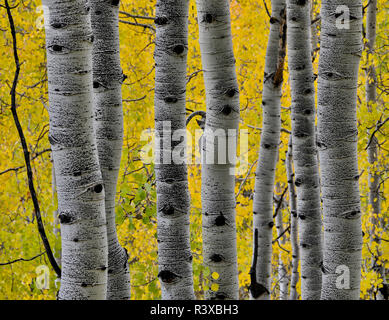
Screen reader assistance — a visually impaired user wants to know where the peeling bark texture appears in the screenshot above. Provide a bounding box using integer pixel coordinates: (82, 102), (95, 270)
(154, 0), (195, 300)
(286, 0), (322, 300)
(252, 0), (286, 299)
(89, 0), (130, 300)
(196, 0), (240, 300)
(317, 0), (363, 300)
(286, 137), (299, 300)
(43, 0), (108, 299)
(274, 185), (289, 300)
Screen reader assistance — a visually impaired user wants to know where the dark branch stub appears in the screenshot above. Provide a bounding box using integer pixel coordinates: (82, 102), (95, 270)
(5, 0), (61, 278)
(249, 229), (270, 299)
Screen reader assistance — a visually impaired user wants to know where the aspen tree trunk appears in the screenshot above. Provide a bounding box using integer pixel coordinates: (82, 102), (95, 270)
(43, 0), (108, 299)
(196, 0), (240, 300)
(89, 0), (130, 300)
(365, 0), (380, 244)
(252, 0), (286, 299)
(286, 137), (299, 300)
(154, 0), (195, 300)
(317, 0), (363, 300)
(286, 0), (322, 300)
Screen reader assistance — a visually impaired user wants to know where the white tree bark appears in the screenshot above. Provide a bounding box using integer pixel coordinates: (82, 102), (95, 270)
(317, 0), (363, 300)
(252, 0), (286, 299)
(274, 184), (289, 300)
(286, 137), (299, 300)
(286, 0), (322, 300)
(89, 0), (130, 300)
(43, 0), (108, 299)
(196, 0), (240, 300)
(154, 0), (195, 300)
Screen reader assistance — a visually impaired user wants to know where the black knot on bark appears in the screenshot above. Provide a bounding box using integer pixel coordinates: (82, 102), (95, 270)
(94, 184), (103, 193)
(291, 210), (297, 218)
(296, 0), (307, 5)
(317, 141), (326, 148)
(164, 96), (178, 103)
(294, 178), (302, 187)
(93, 81), (100, 89)
(215, 214), (226, 226)
(95, 10), (102, 15)
(304, 109), (312, 115)
(253, 211), (258, 215)
(210, 254), (223, 263)
(73, 238), (79, 242)
(187, 255), (193, 262)
(270, 17), (277, 24)
(58, 213), (72, 224)
(221, 105), (232, 115)
(173, 44), (185, 55)
(215, 293), (226, 300)
(268, 221), (274, 228)
(52, 44), (63, 52)
(301, 243), (307, 248)
(158, 270), (179, 283)
(73, 171), (82, 177)
(264, 143), (271, 149)
(111, 0), (120, 6)
(299, 214), (306, 220)
(155, 16), (168, 25)
(204, 13), (214, 23)
(291, 16), (297, 22)
(81, 282), (88, 287)
(100, 266), (107, 271)
(304, 88), (312, 95)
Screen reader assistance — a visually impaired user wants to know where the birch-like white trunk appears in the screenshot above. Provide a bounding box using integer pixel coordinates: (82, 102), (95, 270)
(89, 0), (130, 300)
(154, 0), (195, 300)
(286, 137), (299, 300)
(252, 0), (286, 299)
(43, 0), (108, 299)
(286, 0), (322, 300)
(317, 0), (363, 300)
(196, 0), (240, 300)
(274, 186), (289, 300)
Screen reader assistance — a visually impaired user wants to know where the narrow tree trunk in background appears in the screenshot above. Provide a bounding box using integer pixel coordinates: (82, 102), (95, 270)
(196, 0), (240, 300)
(365, 0), (385, 299)
(252, 0), (286, 299)
(365, 0), (380, 247)
(274, 185), (288, 300)
(154, 0), (195, 300)
(286, 137), (299, 300)
(317, 0), (363, 300)
(286, 0), (322, 300)
(89, 0), (130, 300)
(43, 0), (108, 299)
